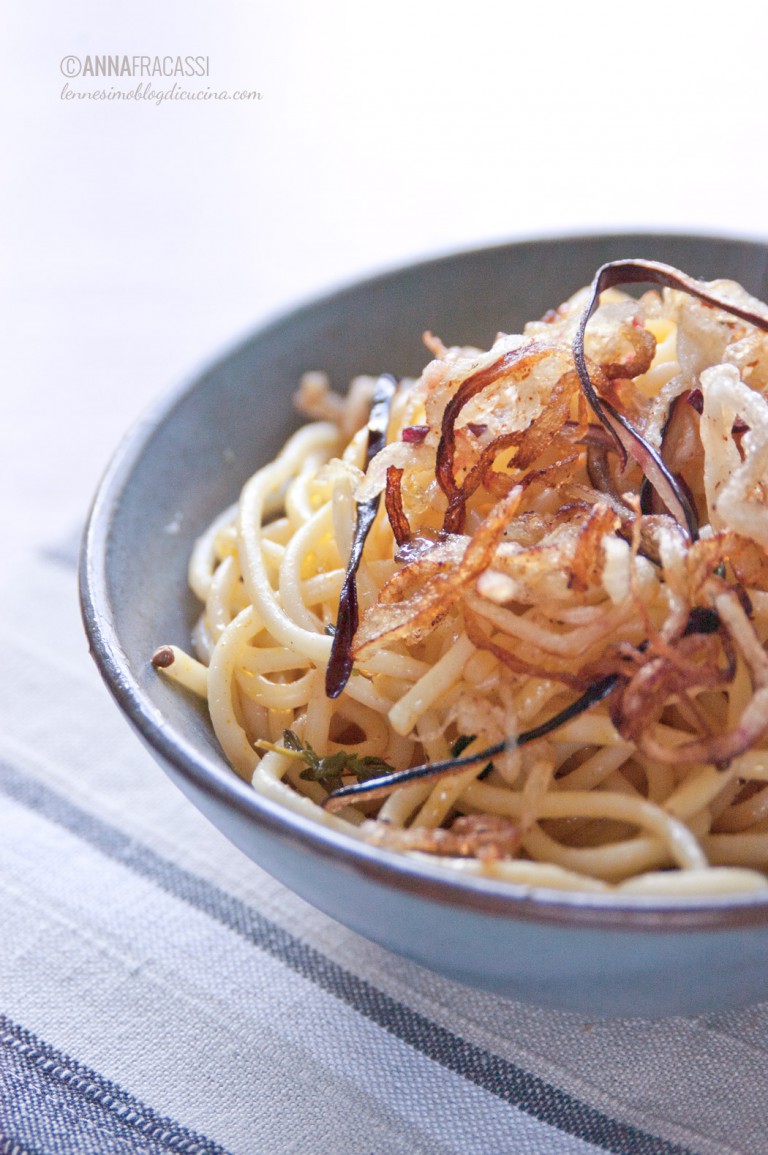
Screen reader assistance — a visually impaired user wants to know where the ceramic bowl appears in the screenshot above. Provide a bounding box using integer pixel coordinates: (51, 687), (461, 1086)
(80, 233), (768, 1017)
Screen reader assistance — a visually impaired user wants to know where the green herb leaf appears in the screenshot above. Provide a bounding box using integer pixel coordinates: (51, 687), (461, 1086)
(282, 730), (395, 795)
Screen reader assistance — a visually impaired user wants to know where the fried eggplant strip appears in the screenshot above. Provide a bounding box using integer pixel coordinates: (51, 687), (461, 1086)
(326, 375), (396, 698)
(574, 259), (768, 540)
(322, 674), (620, 811)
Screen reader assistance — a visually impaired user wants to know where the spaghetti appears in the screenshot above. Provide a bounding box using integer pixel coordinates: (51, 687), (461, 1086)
(153, 260), (768, 895)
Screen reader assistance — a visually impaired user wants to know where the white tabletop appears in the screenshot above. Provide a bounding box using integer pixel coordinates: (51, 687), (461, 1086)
(3, 3), (768, 1152)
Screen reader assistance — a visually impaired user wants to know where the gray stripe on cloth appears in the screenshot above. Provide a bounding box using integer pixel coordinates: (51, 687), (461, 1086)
(0, 757), (694, 1155)
(0, 795), (541, 1155)
(0, 1132), (45, 1155)
(0, 1016), (229, 1155)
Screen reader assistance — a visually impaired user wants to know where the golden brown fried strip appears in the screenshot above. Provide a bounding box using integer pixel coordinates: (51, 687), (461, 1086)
(363, 814), (520, 862)
(384, 465), (411, 547)
(353, 485), (523, 658)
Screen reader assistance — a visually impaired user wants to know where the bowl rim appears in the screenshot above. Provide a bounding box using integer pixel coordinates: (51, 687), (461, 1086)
(80, 229), (768, 933)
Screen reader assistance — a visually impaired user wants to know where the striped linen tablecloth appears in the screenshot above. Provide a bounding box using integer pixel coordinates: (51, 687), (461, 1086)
(2, 530), (768, 1155)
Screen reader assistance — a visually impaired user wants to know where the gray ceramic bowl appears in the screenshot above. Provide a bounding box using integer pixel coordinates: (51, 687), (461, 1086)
(81, 233), (768, 1018)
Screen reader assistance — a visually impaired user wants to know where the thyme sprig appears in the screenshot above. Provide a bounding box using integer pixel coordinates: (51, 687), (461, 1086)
(281, 729), (395, 795)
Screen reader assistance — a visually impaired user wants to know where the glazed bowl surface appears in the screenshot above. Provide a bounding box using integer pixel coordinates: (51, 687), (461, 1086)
(80, 233), (768, 1017)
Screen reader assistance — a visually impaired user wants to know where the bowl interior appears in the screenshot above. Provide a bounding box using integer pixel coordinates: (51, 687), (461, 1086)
(82, 232), (768, 926)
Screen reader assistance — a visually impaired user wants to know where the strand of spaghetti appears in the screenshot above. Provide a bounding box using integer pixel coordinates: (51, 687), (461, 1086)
(206, 605), (265, 778)
(151, 645), (209, 698)
(377, 780), (434, 826)
(707, 778), (741, 825)
(419, 855), (610, 891)
(296, 670), (330, 756)
(460, 781), (707, 870)
(279, 501), (336, 632)
(237, 692), (270, 747)
(355, 553), (393, 622)
(553, 713), (636, 747)
(641, 758), (677, 805)
(236, 668), (315, 710)
(301, 570), (345, 609)
(668, 802), (714, 844)
(727, 656), (752, 730)
(412, 710), (455, 760)
(188, 502), (237, 601)
(413, 731), (497, 829)
(388, 634), (476, 736)
(284, 444), (336, 528)
(283, 756), (329, 808)
(384, 731), (417, 771)
(357, 649), (431, 683)
(342, 672), (402, 718)
(660, 763), (742, 829)
(191, 613), (214, 664)
(341, 422), (370, 469)
(275, 669), (395, 759)
(463, 647), (499, 686)
(519, 824), (672, 882)
(543, 777), (639, 847)
(517, 754), (556, 835)
(259, 538), (285, 571)
(330, 470), (357, 568)
(237, 422), (340, 662)
(598, 769), (642, 798)
(238, 647), (312, 675)
(737, 817), (768, 834)
(511, 677), (567, 727)
(617, 867), (768, 895)
(703, 833), (768, 868)
(206, 553), (242, 642)
(213, 520), (238, 556)
(727, 749), (768, 780)
(262, 516), (293, 545)
(554, 745), (635, 792)
(377, 705), (449, 826)
(714, 788), (768, 833)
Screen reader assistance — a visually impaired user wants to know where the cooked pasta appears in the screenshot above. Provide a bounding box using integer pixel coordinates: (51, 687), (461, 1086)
(153, 259), (768, 895)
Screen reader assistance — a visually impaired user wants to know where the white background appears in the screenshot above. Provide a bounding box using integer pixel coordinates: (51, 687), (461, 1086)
(3, 0), (768, 558)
